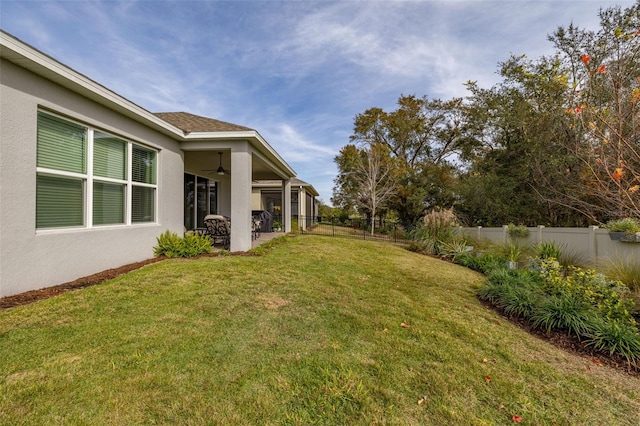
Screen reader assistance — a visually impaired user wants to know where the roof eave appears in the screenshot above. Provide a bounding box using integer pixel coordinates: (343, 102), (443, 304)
(1, 31), (185, 139)
(184, 130), (296, 177)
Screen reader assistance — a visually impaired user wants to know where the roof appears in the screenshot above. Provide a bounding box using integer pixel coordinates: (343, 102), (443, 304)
(154, 112), (253, 134)
(0, 29), (296, 179)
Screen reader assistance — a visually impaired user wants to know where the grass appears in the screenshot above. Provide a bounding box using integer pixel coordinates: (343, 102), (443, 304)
(1, 236), (639, 425)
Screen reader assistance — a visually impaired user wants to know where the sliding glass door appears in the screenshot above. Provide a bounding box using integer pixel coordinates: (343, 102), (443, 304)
(184, 173), (217, 230)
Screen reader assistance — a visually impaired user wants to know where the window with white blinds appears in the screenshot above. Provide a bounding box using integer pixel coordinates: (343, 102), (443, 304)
(36, 111), (158, 229)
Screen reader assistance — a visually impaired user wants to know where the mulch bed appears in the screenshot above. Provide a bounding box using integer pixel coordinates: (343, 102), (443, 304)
(481, 300), (640, 377)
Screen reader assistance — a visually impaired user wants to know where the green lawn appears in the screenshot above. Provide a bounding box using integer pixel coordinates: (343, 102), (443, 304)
(1, 236), (638, 425)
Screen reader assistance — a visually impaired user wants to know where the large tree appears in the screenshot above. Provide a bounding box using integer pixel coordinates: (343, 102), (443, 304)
(335, 143), (397, 234)
(549, 2), (640, 220)
(342, 95), (464, 226)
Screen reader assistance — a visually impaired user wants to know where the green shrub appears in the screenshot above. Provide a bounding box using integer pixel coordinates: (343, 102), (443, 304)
(584, 318), (640, 365)
(500, 283), (540, 319)
(534, 241), (563, 260)
(180, 233), (213, 257)
(438, 238), (472, 261)
(154, 230), (183, 257)
(153, 230), (212, 258)
(530, 294), (594, 337)
(493, 241), (530, 263)
(604, 217), (640, 234)
(476, 255), (640, 362)
(409, 209), (459, 255)
(507, 223), (530, 239)
(458, 252), (507, 274)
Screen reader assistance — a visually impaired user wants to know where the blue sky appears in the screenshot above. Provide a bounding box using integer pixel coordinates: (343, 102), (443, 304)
(1, 0), (633, 203)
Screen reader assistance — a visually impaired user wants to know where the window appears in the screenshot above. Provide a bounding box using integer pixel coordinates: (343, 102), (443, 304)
(36, 111), (158, 229)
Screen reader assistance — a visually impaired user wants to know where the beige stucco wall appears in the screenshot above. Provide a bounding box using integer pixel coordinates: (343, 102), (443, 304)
(0, 59), (184, 298)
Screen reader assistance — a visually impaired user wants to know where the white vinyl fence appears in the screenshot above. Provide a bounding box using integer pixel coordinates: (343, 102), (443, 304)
(460, 226), (640, 266)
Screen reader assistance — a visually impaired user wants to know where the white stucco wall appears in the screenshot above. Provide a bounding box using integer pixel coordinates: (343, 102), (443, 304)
(0, 59), (184, 298)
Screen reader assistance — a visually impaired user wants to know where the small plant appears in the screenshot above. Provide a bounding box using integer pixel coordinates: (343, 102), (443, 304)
(602, 255), (640, 292)
(409, 209), (460, 256)
(153, 230), (212, 258)
(534, 241), (563, 260)
(604, 218), (640, 234)
(507, 223), (530, 239)
(438, 238), (473, 261)
(153, 230), (182, 257)
(584, 318), (640, 366)
(530, 294), (594, 337)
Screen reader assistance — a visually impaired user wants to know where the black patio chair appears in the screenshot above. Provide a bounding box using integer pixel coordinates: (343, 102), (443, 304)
(203, 214), (231, 250)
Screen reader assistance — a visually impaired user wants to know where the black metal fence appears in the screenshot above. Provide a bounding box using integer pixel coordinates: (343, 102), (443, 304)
(295, 216), (409, 245)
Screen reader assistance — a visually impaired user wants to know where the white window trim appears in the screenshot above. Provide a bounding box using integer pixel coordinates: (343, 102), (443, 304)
(36, 110), (159, 232)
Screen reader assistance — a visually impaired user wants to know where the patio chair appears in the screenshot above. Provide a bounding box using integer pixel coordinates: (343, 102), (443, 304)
(203, 214), (231, 250)
(252, 215), (261, 240)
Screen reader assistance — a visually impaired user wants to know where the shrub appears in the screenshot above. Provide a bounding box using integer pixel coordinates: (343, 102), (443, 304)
(584, 318), (640, 366)
(538, 259), (635, 324)
(507, 223), (530, 239)
(409, 209), (460, 256)
(530, 294), (594, 337)
(438, 238), (473, 261)
(493, 241), (530, 263)
(604, 217), (640, 234)
(153, 230), (212, 258)
(534, 241), (563, 260)
(457, 252), (507, 274)
(154, 230), (182, 257)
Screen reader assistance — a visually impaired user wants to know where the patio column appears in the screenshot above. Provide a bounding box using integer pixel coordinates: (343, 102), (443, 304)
(283, 179), (291, 232)
(230, 145), (252, 251)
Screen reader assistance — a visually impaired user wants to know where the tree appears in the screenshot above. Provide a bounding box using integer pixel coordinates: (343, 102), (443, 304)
(351, 143), (397, 234)
(550, 3), (640, 220)
(331, 143), (396, 233)
(346, 95), (465, 226)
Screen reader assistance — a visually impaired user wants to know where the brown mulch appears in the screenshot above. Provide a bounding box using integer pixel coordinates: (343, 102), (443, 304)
(481, 300), (640, 377)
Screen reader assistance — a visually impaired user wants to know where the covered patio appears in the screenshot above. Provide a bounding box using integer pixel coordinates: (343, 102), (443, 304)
(155, 112), (296, 252)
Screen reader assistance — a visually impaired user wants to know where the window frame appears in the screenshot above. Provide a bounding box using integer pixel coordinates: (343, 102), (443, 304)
(36, 110), (159, 231)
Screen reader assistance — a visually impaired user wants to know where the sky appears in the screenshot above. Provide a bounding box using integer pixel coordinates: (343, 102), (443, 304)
(1, 0), (635, 204)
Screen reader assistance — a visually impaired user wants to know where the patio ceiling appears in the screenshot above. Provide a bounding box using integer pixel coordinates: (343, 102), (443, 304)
(184, 150), (285, 181)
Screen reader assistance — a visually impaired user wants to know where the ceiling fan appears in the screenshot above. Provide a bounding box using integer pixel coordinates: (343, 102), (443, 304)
(202, 152), (229, 175)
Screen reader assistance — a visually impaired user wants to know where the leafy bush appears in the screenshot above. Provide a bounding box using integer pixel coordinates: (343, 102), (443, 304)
(538, 260), (635, 324)
(604, 217), (640, 234)
(154, 230), (182, 257)
(457, 252), (507, 274)
(493, 241), (530, 263)
(153, 230), (212, 258)
(438, 239), (473, 261)
(507, 223), (530, 239)
(472, 256), (640, 364)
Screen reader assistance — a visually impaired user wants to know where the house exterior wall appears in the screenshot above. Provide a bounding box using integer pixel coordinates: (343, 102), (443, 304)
(0, 59), (184, 298)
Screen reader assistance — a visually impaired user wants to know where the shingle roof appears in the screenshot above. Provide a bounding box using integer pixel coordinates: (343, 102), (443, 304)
(153, 111), (254, 134)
